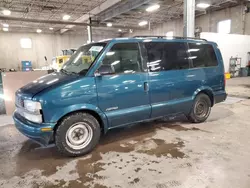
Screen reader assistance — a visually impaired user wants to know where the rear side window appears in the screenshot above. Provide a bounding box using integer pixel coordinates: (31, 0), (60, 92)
(145, 42), (190, 72)
(102, 43), (141, 74)
(188, 43), (218, 68)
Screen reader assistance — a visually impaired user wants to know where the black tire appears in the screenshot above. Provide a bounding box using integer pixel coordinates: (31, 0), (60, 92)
(187, 93), (212, 123)
(55, 112), (101, 157)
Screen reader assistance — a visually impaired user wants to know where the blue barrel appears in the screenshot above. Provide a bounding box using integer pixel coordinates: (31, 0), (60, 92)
(21, 61), (32, 68)
(22, 67), (32, 72)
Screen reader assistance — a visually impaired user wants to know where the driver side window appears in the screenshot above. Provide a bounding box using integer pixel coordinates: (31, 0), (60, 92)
(102, 43), (141, 74)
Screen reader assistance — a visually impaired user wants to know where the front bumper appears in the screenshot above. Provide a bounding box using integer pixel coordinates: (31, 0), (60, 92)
(13, 111), (55, 146)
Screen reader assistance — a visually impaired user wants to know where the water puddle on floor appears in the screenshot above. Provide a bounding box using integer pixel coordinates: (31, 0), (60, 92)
(0, 118), (209, 188)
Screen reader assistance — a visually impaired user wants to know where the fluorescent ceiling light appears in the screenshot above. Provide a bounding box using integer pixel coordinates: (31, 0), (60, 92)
(49, 27), (53, 30)
(111, 61), (120, 66)
(2, 23), (9, 27)
(196, 3), (210, 9)
(36, 29), (42, 33)
(106, 52), (115, 56)
(3, 27), (8, 32)
(107, 23), (112, 27)
(146, 4), (160, 12)
(46, 78), (59, 85)
(138, 21), (148, 26)
(188, 49), (200, 52)
(2, 9), (11, 16)
(118, 29), (122, 32)
(189, 56), (197, 60)
(63, 15), (70, 20)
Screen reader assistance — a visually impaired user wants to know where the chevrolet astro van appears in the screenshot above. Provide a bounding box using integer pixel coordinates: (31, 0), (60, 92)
(13, 36), (227, 156)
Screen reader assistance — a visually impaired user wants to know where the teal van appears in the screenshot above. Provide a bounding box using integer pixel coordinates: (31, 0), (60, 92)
(13, 37), (227, 156)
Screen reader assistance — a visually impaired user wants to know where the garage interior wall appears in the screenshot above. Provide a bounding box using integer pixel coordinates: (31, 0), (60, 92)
(126, 4), (249, 37)
(0, 32), (117, 69)
(201, 32), (250, 72)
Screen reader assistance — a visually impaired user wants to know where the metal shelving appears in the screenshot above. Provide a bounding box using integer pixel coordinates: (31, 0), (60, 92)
(229, 57), (242, 77)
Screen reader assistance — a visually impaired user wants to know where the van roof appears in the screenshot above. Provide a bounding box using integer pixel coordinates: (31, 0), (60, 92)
(99, 36), (213, 44)
(133, 36), (207, 41)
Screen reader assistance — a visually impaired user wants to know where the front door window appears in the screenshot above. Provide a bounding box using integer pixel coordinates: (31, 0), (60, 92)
(101, 43), (142, 74)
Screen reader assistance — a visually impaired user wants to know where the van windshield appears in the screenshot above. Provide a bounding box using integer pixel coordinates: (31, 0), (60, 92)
(61, 42), (107, 74)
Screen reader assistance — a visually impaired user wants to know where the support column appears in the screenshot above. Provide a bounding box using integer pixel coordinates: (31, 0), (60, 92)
(183, 0), (195, 37)
(87, 17), (92, 43)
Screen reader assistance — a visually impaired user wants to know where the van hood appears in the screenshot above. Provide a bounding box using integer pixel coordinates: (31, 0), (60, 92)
(19, 72), (78, 97)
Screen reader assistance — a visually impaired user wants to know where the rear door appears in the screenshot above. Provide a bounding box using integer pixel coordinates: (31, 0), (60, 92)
(95, 42), (151, 128)
(144, 41), (191, 117)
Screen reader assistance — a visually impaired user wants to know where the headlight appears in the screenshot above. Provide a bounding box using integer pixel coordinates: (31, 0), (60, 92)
(23, 112), (43, 123)
(21, 100), (42, 123)
(24, 100), (41, 113)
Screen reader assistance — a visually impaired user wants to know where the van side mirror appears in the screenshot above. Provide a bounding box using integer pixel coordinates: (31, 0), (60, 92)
(95, 64), (115, 76)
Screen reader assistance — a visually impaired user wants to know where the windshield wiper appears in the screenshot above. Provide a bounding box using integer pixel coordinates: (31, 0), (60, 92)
(60, 69), (69, 74)
(61, 69), (78, 75)
(78, 69), (89, 75)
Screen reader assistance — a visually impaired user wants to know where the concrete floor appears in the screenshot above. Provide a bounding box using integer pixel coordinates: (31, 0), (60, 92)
(226, 77), (250, 98)
(0, 78), (250, 188)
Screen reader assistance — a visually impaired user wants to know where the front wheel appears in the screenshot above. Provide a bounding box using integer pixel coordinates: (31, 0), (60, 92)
(187, 93), (211, 123)
(55, 112), (101, 157)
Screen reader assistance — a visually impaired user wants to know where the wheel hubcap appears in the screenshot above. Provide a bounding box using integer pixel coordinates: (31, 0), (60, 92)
(66, 122), (93, 150)
(195, 100), (209, 118)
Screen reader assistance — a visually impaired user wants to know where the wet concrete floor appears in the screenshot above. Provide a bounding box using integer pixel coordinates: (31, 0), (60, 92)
(1, 98), (250, 188)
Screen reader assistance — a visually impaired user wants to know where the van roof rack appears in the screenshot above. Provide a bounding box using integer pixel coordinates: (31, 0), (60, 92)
(133, 36), (207, 41)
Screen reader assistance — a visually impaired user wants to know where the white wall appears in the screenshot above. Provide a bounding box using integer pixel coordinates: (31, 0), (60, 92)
(196, 5), (245, 34)
(127, 19), (183, 37)
(201, 32), (250, 72)
(0, 32), (117, 69)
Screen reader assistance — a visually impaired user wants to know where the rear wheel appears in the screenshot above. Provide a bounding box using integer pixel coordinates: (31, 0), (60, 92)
(187, 93), (211, 123)
(55, 112), (101, 157)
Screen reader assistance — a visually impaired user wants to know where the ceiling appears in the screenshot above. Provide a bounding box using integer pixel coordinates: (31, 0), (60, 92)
(97, 0), (184, 29)
(0, 0), (242, 34)
(0, 0), (110, 34)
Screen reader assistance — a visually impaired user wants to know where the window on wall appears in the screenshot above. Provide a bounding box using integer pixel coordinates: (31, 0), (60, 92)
(20, 38), (32, 48)
(102, 43), (141, 74)
(145, 42), (190, 72)
(217, 19), (231, 34)
(166, 31), (174, 37)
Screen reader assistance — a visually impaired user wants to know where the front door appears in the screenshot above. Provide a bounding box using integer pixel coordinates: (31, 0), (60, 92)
(95, 42), (151, 128)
